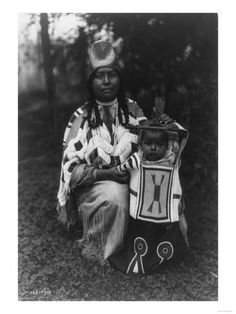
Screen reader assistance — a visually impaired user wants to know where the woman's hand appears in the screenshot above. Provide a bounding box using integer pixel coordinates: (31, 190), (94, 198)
(159, 113), (175, 124)
(110, 168), (130, 184)
(95, 168), (129, 184)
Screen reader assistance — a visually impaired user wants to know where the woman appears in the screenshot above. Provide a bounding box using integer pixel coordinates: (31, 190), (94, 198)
(57, 40), (171, 265)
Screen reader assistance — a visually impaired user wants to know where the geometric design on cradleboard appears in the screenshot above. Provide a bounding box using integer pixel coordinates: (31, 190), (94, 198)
(126, 237), (148, 274)
(147, 174), (165, 213)
(137, 166), (173, 222)
(156, 241), (174, 264)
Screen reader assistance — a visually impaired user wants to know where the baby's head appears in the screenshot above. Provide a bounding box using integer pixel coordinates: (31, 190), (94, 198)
(139, 125), (168, 161)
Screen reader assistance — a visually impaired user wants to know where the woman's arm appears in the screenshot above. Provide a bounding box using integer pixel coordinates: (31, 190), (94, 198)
(94, 168), (129, 184)
(70, 164), (129, 189)
(70, 164), (95, 189)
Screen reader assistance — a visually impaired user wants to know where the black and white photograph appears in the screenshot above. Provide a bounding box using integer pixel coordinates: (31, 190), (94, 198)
(17, 12), (219, 302)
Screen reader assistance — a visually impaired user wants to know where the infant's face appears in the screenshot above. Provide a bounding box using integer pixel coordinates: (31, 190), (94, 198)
(141, 130), (168, 161)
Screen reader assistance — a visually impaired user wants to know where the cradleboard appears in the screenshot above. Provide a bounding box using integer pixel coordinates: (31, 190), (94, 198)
(108, 122), (189, 274)
(108, 163), (188, 274)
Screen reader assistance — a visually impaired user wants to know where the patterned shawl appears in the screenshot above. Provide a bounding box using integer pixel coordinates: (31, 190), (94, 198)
(57, 98), (146, 208)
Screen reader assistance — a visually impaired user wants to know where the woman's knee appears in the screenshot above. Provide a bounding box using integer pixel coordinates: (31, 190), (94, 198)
(104, 181), (128, 206)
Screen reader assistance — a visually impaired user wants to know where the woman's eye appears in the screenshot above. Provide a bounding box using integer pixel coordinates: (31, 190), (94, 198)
(95, 74), (103, 79)
(109, 72), (117, 78)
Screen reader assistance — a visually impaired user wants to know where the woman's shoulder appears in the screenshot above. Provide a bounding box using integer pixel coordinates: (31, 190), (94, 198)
(67, 102), (89, 124)
(125, 98), (146, 122)
(125, 98), (138, 108)
(63, 102), (90, 147)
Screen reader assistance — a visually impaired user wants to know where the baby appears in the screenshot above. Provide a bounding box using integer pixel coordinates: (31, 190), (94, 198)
(139, 126), (169, 162)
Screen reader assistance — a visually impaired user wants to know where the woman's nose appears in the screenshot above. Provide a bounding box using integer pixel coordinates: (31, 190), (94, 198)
(103, 74), (110, 84)
(151, 143), (156, 151)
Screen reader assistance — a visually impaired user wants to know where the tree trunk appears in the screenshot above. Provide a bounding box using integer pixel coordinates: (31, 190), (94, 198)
(40, 13), (57, 136)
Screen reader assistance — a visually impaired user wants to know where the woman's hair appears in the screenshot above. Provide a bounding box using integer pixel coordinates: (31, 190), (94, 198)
(86, 69), (130, 128)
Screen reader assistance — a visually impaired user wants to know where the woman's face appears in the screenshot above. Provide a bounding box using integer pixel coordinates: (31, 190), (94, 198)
(92, 67), (120, 102)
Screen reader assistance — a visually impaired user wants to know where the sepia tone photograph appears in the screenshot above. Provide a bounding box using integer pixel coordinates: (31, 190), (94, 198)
(18, 13), (218, 301)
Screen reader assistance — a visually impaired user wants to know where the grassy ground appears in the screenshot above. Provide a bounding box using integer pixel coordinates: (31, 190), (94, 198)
(18, 95), (218, 301)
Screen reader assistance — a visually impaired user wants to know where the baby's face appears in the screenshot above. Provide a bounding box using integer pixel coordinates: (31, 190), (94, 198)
(141, 130), (168, 161)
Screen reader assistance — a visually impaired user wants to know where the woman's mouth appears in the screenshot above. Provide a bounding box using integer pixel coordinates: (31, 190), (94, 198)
(102, 88), (112, 93)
